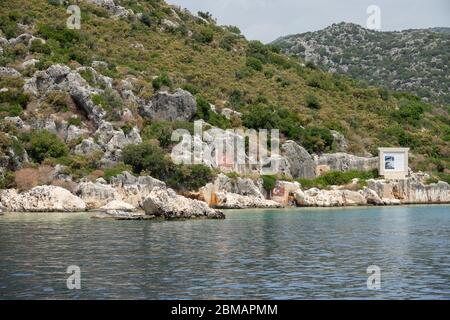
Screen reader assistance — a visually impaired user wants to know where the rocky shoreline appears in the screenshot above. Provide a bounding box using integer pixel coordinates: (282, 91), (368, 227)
(1, 62), (447, 220)
(0, 170), (448, 220)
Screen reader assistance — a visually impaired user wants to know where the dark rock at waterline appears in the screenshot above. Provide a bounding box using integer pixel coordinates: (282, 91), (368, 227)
(92, 210), (155, 220)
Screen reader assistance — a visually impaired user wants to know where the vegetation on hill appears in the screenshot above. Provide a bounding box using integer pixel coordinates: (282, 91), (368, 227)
(273, 22), (450, 105)
(0, 1), (448, 188)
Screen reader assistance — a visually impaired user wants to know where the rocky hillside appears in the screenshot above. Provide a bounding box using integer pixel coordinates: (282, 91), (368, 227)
(0, 0), (449, 194)
(273, 22), (450, 105)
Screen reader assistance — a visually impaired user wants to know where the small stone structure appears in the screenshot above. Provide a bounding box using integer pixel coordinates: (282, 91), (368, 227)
(378, 148), (409, 179)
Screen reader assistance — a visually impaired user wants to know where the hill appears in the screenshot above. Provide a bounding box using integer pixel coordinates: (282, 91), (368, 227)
(273, 22), (450, 105)
(0, 1), (449, 190)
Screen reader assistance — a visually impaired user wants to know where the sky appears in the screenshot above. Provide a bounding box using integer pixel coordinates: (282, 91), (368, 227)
(166, 0), (450, 43)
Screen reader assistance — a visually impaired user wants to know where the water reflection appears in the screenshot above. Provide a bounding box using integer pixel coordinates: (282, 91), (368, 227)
(0, 206), (449, 299)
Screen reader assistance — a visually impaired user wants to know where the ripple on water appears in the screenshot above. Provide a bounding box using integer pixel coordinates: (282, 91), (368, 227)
(0, 205), (449, 299)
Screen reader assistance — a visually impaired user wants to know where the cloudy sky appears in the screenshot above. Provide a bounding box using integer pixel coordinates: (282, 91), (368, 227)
(167, 0), (450, 43)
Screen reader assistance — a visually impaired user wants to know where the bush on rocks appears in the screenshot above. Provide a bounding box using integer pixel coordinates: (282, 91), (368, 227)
(25, 130), (68, 163)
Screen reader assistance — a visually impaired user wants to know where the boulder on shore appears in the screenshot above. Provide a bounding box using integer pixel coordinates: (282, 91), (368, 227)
(100, 200), (136, 212)
(143, 187), (225, 219)
(294, 188), (367, 207)
(92, 210), (152, 220)
(0, 186), (86, 212)
(214, 192), (283, 209)
(366, 178), (450, 204)
(78, 182), (119, 209)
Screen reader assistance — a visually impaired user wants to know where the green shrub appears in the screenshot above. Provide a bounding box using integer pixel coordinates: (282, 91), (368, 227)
(394, 100), (425, 126)
(122, 142), (171, 179)
(227, 25), (241, 34)
(29, 39), (51, 54)
(219, 34), (237, 51)
(121, 124), (133, 135)
(26, 130), (69, 163)
(436, 172), (450, 184)
(103, 163), (133, 182)
(142, 121), (174, 148)
(194, 27), (214, 44)
(305, 93), (320, 109)
(53, 152), (103, 179)
(141, 13), (154, 27)
(378, 87), (390, 101)
(0, 77), (28, 117)
(299, 127), (334, 154)
(47, 0), (62, 5)
(0, 14), (19, 38)
(0, 171), (15, 189)
(247, 40), (269, 63)
(306, 74), (333, 90)
(195, 96), (231, 129)
(229, 89), (244, 109)
(298, 170), (378, 189)
(91, 89), (123, 112)
(246, 57), (263, 72)
(37, 24), (81, 48)
(242, 104), (303, 140)
(242, 104), (278, 130)
(0, 104), (23, 117)
(261, 175), (276, 192)
(166, 164), (214, 191)
(43, 90), (69, 112)
(68, 116), (82, 127)
(182, 83), (200, 95)
(305, 61), (317, 69)
(152, 73), (172, 90)
(79, 68), (96, 86)
(235, 67), (254, 80)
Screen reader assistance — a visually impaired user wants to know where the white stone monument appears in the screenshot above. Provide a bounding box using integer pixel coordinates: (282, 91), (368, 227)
(378, 147), (409, 179)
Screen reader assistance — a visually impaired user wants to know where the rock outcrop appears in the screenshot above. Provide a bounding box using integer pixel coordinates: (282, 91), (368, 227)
(214, 192), (282, 209)
(315, 153), (378, 175)
(199, 173), (285, 209)
(94, 121), (142, 162)
(74, 138), (103, 155)
(200, 173), (265, 205)
(93, 210), (151, 220)
(220, 108), (242, 120)
(294, 188), (367, 207)
(86, 0), (134, 19)
(143, 187), (224, 219)
(78, 172), (166, 209)
(331, 130), (348, 152)
(0, 186), (86, 212)
(0, 67), (21, 78)
(78, 182), (119, 209)
(100, 200), (136, 212)
(139, 89), (197, 121)
(213, 173), (264, 198)
(360, 187), (384, 205)
(110, 171), (167, 208)
(24, 64), (106, 125)
(281, 140), (316, 179)
(367, 178), (450, 204)
(270, 181), (301, 206)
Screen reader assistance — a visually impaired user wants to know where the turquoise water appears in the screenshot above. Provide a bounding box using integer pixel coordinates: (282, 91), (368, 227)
(0, 205), (449, 299)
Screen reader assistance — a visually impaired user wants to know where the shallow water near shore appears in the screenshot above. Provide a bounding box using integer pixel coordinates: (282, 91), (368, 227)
(0, 205), (449, 299)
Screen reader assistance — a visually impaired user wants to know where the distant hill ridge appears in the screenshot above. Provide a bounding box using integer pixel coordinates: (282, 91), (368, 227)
(273, 22), (450, 104)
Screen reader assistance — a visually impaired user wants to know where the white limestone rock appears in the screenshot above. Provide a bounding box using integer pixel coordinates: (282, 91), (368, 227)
(0, 186), (86, 212)
(78, 182), (119, 209)
(100, 200), (136, 212)
(214, 192), (283, 209)
(143, 187), (224, 219)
